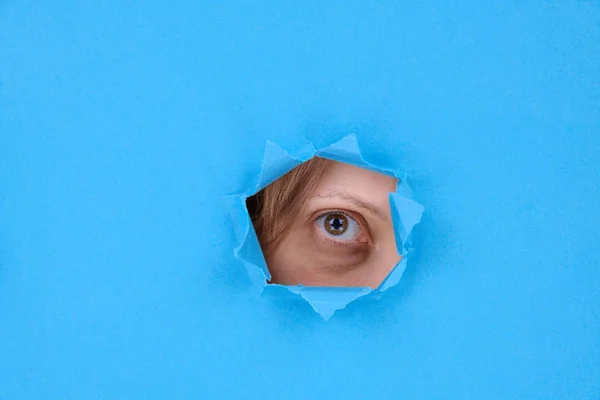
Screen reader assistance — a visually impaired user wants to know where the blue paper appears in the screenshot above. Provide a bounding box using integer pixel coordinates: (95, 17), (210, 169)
(1, 1), (599, 399)
(230, 134), (424, 319)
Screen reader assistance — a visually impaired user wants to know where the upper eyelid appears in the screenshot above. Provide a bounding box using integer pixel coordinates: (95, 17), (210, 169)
(311, 190), (391, 221)
(314, 209), (361, 226)
(316, 209), (352, 220)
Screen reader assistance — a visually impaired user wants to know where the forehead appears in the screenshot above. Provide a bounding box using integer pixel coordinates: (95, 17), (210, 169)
(313, 161), (398, 195)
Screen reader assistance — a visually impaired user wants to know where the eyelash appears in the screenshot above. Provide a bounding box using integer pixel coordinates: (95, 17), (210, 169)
(313, 210), (370, 248)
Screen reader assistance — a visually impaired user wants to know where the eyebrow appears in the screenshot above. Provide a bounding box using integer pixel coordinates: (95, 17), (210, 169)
(311, 189), (391, 220)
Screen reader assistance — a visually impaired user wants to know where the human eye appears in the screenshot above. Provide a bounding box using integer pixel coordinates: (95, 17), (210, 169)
(315, 211), (368, 243)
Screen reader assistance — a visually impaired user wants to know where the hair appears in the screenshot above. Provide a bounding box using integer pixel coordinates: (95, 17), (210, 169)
(246, 157), (334, 259)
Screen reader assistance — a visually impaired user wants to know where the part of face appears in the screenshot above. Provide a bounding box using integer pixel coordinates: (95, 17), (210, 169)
(267, 161), (400, 289)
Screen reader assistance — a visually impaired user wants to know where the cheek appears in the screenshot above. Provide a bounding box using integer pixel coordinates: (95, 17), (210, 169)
(368, 252), (402, 288)
(372, 219), (401, 259)
(367, 228), (402, 285)
(384, 225), (402, 267)
(267, 235), (343, 286)
(265, 223), (401, 288)
(266, 236), (313, 285)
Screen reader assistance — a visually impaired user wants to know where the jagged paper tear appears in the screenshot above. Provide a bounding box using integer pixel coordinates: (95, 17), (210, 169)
(229, 134), (424, 320)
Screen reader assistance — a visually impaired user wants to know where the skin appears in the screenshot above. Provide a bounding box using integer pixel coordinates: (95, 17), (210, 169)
(267, 161), (400, 289)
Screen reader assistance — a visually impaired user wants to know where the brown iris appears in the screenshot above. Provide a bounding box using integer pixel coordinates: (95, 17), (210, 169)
(324, 213), (348, 235)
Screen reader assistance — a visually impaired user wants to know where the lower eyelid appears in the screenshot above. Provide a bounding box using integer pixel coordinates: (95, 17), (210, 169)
(315, 235), (371, 267)
(314, 221), (368, 247)
(320, 233), (353, 248)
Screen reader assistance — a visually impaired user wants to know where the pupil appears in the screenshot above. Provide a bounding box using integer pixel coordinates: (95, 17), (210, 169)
(331, 218), (343, 230)
(324, 213), (347, 236)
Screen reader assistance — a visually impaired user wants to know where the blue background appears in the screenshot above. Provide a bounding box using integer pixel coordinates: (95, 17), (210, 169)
(1, 1), (599, 399)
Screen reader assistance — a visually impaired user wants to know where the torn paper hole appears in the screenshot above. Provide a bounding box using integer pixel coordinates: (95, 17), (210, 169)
(230, 134), (424, 320)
